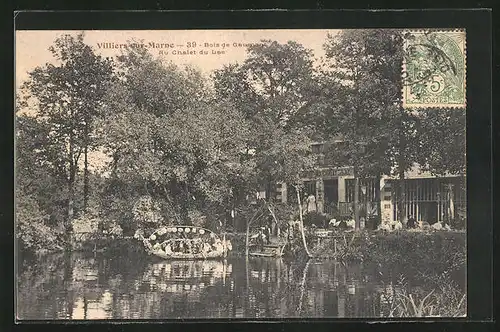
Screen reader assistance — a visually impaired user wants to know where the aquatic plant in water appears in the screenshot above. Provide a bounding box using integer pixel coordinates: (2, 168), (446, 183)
(382, 274), (466, 317)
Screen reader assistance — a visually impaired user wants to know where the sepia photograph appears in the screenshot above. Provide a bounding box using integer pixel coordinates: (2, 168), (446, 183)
(15, 28), (467, 320)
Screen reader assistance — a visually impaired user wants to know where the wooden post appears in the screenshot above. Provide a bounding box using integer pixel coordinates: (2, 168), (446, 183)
(222, 259), (226, 286)
(295, 184), (312, 258)
(224, 192), (229, 257)
(245, 223), (250, 257)
(354, 176), (360, 230)
(223, 231), (226, 258)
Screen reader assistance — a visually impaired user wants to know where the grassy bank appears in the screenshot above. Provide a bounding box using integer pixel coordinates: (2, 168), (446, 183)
(23, 229), (466, 269)
(93, 229), (466, 266)
(311, 230), (465, 266)
(310, 230), (466, 284)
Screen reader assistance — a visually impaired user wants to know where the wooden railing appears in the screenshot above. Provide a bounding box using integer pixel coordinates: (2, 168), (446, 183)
(323, 202), (353, 216)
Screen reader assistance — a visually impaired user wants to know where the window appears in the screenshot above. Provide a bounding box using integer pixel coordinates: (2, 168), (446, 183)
(345, 178), (377, 202)
(311, 144), (324, 154)
(287, 181), (316, 204)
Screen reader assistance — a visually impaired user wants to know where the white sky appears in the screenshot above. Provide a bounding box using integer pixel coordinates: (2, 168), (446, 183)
(16, 29), (340, 88)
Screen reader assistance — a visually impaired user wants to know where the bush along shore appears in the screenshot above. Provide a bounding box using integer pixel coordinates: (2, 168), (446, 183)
(21, 227), (465, 264)
(309, 229), (465, 266)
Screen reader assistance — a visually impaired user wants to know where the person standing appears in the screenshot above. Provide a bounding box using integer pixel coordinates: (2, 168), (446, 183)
(259, 228), (266, 251)
(266, 223), (271, 244)
(306, 193), (317, 213)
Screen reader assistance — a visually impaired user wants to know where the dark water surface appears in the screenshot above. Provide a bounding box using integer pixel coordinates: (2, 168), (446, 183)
(17, 252), (463, 319)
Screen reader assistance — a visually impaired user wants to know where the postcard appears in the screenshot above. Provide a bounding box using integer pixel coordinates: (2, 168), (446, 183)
(15, 27), (468, 320)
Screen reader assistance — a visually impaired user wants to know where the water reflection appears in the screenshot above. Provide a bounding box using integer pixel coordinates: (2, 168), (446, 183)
(16, 253), (462, 319)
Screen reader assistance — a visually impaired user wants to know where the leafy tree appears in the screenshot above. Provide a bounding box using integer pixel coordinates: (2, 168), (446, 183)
(322, 30), (466, 227)
(159, 101), (255, 226)
(242, 40), (316, 128)
(214, 39), (318, 194)
(98, 47), (256, 233)
(213, 63), (265, 120)
(16, 188), (62, 252)
(19, 32), (113, 243)
(257, 126), (316, 256)
(213, 41), (319, 255)
(132, 195), (164, 226)
(416, 108), (466, 176)
(97, 48), (204, 225)
(213, 39), (316, 131)
(322, 29), (413, 228)
(15, 114), (68, 229)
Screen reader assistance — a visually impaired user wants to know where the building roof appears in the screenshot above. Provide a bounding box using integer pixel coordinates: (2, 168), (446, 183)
(384, 164), (464, 180)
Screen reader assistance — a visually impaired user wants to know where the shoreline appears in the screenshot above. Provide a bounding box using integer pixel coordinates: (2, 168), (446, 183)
(21, 230), (466, 264)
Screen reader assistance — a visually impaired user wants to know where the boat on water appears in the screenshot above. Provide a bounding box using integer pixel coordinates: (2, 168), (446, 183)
(248, 230), (287, 258)
(249, 242), (287, 258)
(136, 226), (232, 260)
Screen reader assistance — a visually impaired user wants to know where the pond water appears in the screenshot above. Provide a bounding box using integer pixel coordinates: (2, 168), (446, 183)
(16, 252), (464, 319)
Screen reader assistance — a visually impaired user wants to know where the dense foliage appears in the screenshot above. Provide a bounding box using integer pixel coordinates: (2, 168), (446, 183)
(16, 31), (466, 254)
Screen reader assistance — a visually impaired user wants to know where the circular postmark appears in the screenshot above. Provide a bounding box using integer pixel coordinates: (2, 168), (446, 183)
(402, 30), (465, 106)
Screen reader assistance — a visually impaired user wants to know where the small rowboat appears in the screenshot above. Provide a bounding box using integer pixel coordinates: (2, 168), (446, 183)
(137, 225), (231, 260)
(249, 242), (287, 258)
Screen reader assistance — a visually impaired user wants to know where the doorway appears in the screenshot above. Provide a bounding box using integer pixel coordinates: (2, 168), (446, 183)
(324, 179), (338, 215)
(419, 201), (438, 224)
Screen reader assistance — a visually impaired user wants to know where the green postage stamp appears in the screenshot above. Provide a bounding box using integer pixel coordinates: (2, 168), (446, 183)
(402, 30), (466, 109)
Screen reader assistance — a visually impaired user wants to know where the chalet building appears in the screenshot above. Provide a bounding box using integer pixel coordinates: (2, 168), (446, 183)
(269, 142), (466, 227)
(380, 168), (465, 225)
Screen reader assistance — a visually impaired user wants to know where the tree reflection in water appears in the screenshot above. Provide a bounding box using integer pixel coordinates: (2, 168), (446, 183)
(16, 253), (463, 319)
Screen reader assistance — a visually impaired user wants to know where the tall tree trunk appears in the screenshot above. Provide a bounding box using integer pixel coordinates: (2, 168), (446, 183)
(397, 106), (407, 226)
(83, 294), (88, 320)
(375, 174), (382, 229)
(295, 184), (312, 258)
(67, 134), (75, 248)
(266, 202), (280, 241)
(245, 204), (263, 257)
(265, 177), (273, 202)
(83, 144), (88, 211)
(223, 217), (227, 257)
(83, 119), (89, 213)
(397, 163), (406, 226)
(353, 92), (361, 231)
(245, 255), (250, 316)
(68, 170), (75, 246)
(245, 222), (251, 257)
(178, 181), (189, 223)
